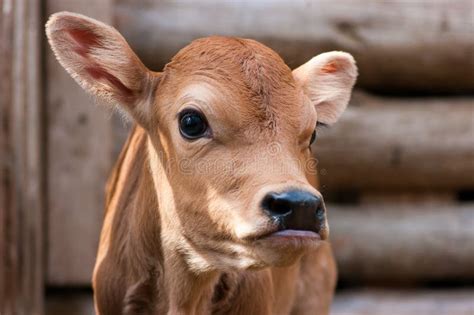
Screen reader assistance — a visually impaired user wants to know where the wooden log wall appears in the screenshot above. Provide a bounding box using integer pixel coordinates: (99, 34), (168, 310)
(0, 0), (44, 314)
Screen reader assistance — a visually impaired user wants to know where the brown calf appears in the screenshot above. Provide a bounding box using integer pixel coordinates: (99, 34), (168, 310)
(46, 12), (357, 315)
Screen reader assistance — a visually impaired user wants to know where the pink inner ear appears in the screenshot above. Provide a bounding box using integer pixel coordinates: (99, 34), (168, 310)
(85, 66), (133, 97)
(65, 28), (133, 98)
(67, 28), (101, 57)
(321, 61), (339, 74)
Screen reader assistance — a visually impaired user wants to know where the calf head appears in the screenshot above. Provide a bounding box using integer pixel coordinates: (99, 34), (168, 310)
(47, 12), (357, 271)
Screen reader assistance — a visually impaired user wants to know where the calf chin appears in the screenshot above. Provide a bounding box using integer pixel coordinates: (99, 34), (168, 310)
(252, 241), (324, 268)
(179, 230), (318, 272)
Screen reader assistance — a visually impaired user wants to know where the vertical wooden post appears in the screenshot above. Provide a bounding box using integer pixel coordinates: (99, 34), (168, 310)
(0, 0), (14, 310)
(0, 0), (45, 314)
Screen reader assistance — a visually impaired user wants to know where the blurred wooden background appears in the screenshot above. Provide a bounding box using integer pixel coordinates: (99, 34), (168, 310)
(1, 0), (473, 314)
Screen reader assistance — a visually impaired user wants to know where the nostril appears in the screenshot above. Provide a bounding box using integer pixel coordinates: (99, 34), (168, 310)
(262, 193), (293, 217)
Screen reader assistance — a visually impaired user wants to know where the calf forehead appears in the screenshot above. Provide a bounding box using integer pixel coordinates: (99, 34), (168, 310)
(163, 36), (306, 126)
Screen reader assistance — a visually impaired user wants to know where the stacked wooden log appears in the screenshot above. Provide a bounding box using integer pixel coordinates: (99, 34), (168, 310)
(314, 92), (474, 192)
(329, 198), (474, 284)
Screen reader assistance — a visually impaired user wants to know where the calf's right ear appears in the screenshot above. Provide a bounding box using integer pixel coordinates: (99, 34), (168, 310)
(46, 11), (158, 126)
(293, 51), (357, 125)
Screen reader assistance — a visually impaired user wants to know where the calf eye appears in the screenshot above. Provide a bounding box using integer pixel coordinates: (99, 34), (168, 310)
(310, 129), (317, 145)
(179, 109), (209, 140)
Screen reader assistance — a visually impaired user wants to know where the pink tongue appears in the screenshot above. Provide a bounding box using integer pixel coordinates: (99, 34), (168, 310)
(273, 230), (320, 238)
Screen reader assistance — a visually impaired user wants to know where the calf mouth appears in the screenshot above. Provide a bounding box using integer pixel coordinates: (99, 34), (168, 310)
(269, 229), (321, 239)
(250, 205), (329, 246)
(249, 228), (324, 253)
(256, 224), (324, 241)
(249, 221), (326, 247)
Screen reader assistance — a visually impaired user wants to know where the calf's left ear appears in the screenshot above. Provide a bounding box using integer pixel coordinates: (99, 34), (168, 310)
(46, 12), (159, 127)
(293, 52), (357, 125)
